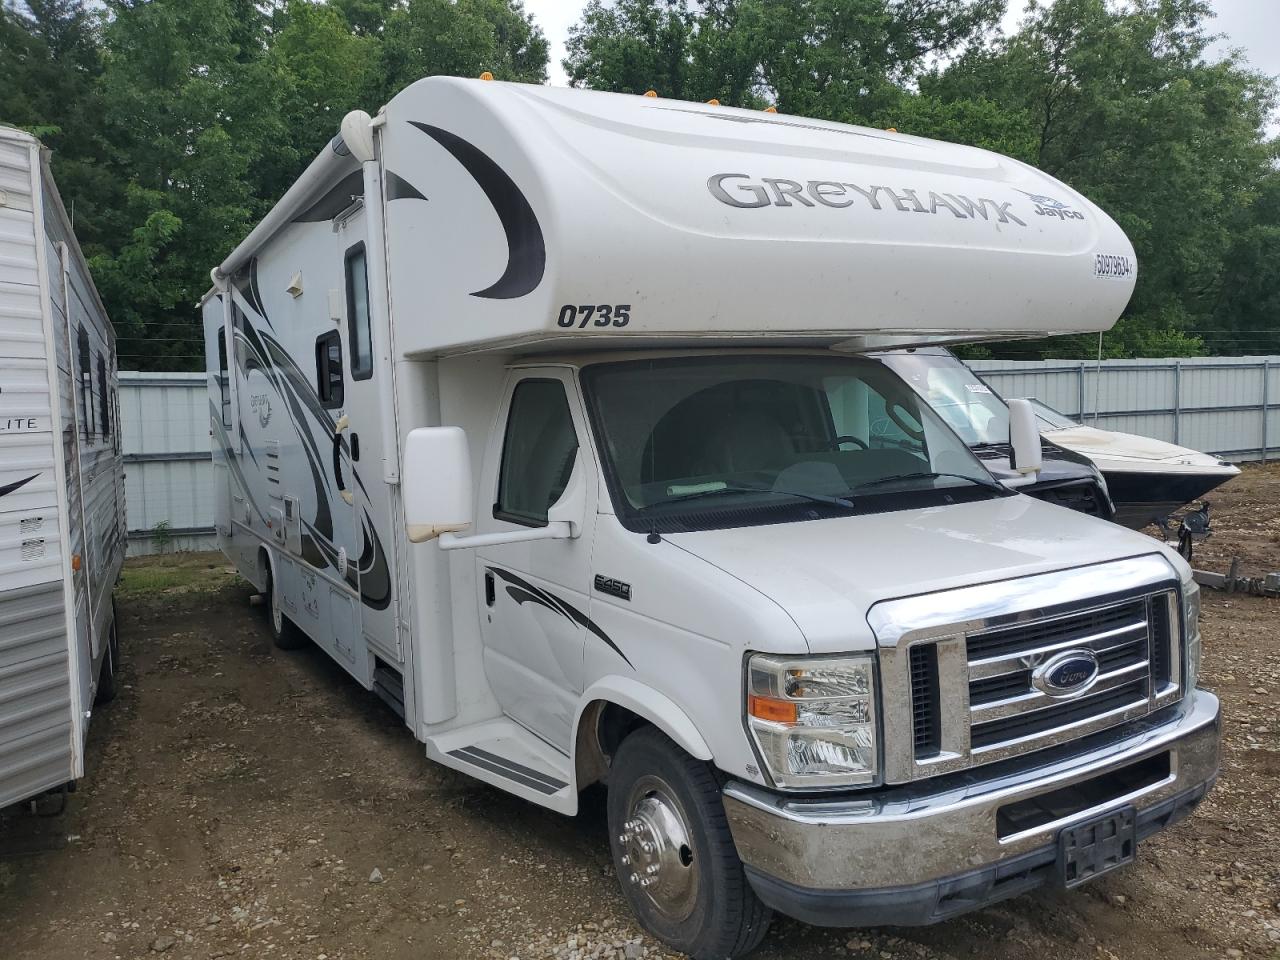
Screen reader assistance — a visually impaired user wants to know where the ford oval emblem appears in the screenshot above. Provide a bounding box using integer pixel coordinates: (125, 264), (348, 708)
(1032, 649), (1100, 698)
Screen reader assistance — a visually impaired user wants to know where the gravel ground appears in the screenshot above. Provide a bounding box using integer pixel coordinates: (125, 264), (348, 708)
(1, 471), (1278, 960)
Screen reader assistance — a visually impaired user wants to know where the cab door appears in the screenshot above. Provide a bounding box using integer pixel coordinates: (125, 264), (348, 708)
(474, 370), (597, 749)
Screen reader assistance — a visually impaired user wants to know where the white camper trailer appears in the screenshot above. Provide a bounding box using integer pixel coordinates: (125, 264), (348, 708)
(0, 127), (125, 811)
(203, 79), (1218, 958)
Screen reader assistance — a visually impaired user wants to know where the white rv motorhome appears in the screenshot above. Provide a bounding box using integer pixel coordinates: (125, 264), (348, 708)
(203, 79), (1218, 959)
(0, 127), (126, 811)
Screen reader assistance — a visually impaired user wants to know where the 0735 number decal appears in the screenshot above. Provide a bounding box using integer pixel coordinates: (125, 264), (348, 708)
(556, 304), (631, 329)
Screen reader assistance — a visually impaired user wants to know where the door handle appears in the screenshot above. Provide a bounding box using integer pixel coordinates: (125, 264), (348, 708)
(484, 571), (495, 607)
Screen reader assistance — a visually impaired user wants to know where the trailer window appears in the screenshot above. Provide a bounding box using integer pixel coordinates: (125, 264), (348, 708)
(77, 324), (95, 440)
(495, 379), (579, 527)
(316, 332), (344, 409)
(345, 244), (372, 380)
(97, 354), (111, 439)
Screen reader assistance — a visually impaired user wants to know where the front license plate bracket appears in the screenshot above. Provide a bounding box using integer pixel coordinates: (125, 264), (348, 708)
(1058, 805), (1137, 888)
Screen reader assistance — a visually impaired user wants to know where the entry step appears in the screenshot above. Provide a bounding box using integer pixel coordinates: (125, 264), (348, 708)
(425, 719), (575, 814)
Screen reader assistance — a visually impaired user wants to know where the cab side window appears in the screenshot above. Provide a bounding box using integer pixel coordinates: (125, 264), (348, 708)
(495, 379), (578, 526)
(345, 244), (372, 380)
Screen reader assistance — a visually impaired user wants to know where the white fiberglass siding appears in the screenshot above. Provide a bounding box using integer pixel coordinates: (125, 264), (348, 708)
(0, 132), (75, 807)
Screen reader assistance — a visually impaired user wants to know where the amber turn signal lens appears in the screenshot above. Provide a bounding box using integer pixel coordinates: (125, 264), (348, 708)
(748, 695), (798, 723)
(71, 554), (81, 571)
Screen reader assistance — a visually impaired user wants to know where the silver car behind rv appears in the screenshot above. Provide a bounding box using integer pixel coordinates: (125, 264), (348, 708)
(0, 126), (125, 810)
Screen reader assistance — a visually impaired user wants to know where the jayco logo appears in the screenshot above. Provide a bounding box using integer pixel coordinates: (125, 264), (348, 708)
(250, 393), (272, 428)
(1018, 190), (1085, 222)
(707, 174), (1029, 226)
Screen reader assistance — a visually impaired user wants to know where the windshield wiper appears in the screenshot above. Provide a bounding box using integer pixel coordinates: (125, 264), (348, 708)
(850, 471), (1006, 495)
(642, 484), (857, 512)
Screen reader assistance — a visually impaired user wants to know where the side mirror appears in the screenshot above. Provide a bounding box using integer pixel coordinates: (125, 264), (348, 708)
(1007, 399), (1043, 476)
(403, 427), (474, 543)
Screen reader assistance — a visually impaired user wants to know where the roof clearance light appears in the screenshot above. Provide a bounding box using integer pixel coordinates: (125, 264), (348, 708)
(707, 98), (721, 106)
(479, 71), (494, 81)
(644, 89), (658, 98)
(885, 127), (897, 133)
(765, 106), (778, 113)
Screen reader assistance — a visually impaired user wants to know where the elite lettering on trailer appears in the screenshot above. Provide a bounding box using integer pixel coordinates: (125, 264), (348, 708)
(707, 173), (1031, 226)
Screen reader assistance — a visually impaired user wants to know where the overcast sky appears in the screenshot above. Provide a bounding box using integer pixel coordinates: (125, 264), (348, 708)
(522, 0), (1280, 106)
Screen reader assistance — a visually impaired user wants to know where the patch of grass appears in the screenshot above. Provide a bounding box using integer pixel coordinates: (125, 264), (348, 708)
(118, 551), (243, 602)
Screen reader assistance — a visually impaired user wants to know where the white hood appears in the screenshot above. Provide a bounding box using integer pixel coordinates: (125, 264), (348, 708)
(1045, 425), (1240, 473)
(668, 494), (1177, 654)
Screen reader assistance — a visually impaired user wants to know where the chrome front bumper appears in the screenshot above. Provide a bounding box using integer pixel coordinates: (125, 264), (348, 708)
(723, 689), (1220, 926)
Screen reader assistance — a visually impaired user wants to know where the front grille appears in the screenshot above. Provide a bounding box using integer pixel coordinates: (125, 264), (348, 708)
(1030, 480), (1104, 516)
(965, 591), (1177, 760)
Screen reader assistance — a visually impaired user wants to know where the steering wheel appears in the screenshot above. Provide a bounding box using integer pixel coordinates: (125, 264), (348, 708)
(823, 435), (869, 451)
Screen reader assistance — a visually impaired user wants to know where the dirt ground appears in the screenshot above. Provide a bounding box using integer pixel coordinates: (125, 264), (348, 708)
(1179, 461), (1280, 575)
(1, 470), (1278, 960)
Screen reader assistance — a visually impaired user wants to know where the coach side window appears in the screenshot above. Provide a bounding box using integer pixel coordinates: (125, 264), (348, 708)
(345, 243), (372, 380)
(316, 331), (344, 409)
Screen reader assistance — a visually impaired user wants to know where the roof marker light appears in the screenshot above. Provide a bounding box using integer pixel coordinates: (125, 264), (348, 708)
(707, 98), (720, 106)
(644, 89), (658, 98)
(765, 106), (777, 113)
(885, 127), (897, 133)
(479, 71), (494, 81)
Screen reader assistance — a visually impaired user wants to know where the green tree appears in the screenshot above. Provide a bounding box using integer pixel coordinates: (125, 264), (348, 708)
(91, 0), (286, 370)
(565, 0), (698, 99)
(932, 0), (1276, 358)
(378, 0), (548, 102)
(0, 1), (116, 250)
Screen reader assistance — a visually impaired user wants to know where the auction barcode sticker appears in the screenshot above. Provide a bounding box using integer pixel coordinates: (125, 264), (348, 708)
(1094, 253), (1135, 280)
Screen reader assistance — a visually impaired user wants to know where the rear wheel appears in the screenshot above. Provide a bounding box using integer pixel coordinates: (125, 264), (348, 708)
(607, 727), (771, 959)
(265, 564), (307, 650)
(94, 603), (120, 705)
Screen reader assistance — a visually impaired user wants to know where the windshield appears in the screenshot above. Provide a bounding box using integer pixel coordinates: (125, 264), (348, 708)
(1027, 398), (1080, 430)
(581, 355), (1003, 532)
(876, 351), (1010, 446)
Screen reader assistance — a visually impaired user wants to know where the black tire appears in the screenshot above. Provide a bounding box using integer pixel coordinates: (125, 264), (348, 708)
(94, 604), (120, 705)
(607, 727), (772, 959)
(265, 564), (308, 650)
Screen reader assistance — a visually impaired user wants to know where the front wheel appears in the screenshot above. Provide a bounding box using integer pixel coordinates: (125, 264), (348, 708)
(607, 727), (772, 959)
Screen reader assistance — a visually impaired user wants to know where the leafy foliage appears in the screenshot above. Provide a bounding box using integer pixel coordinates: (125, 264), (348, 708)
(0, 0), (547, 370)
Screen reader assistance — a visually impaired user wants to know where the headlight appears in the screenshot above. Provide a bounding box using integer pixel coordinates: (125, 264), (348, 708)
(1183, 579), (1201, 690)
(746, 654), (879, 788)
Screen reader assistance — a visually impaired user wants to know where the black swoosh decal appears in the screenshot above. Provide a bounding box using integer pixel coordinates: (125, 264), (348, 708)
(488, 567), (632, 669)
(0, 473), (38, 498)
(386, 171), (427, 202)
(408, 122), (545, 299)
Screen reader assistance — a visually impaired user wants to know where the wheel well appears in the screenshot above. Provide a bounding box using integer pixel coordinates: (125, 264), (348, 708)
(256, 546), (272, 592)
(575, 701), (651, 789)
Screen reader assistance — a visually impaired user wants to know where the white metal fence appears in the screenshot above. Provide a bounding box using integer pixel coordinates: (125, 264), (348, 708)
(117, 355), (1279, 555)
(969, 356), (1280, 463)
(119, 371), (216, 556)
